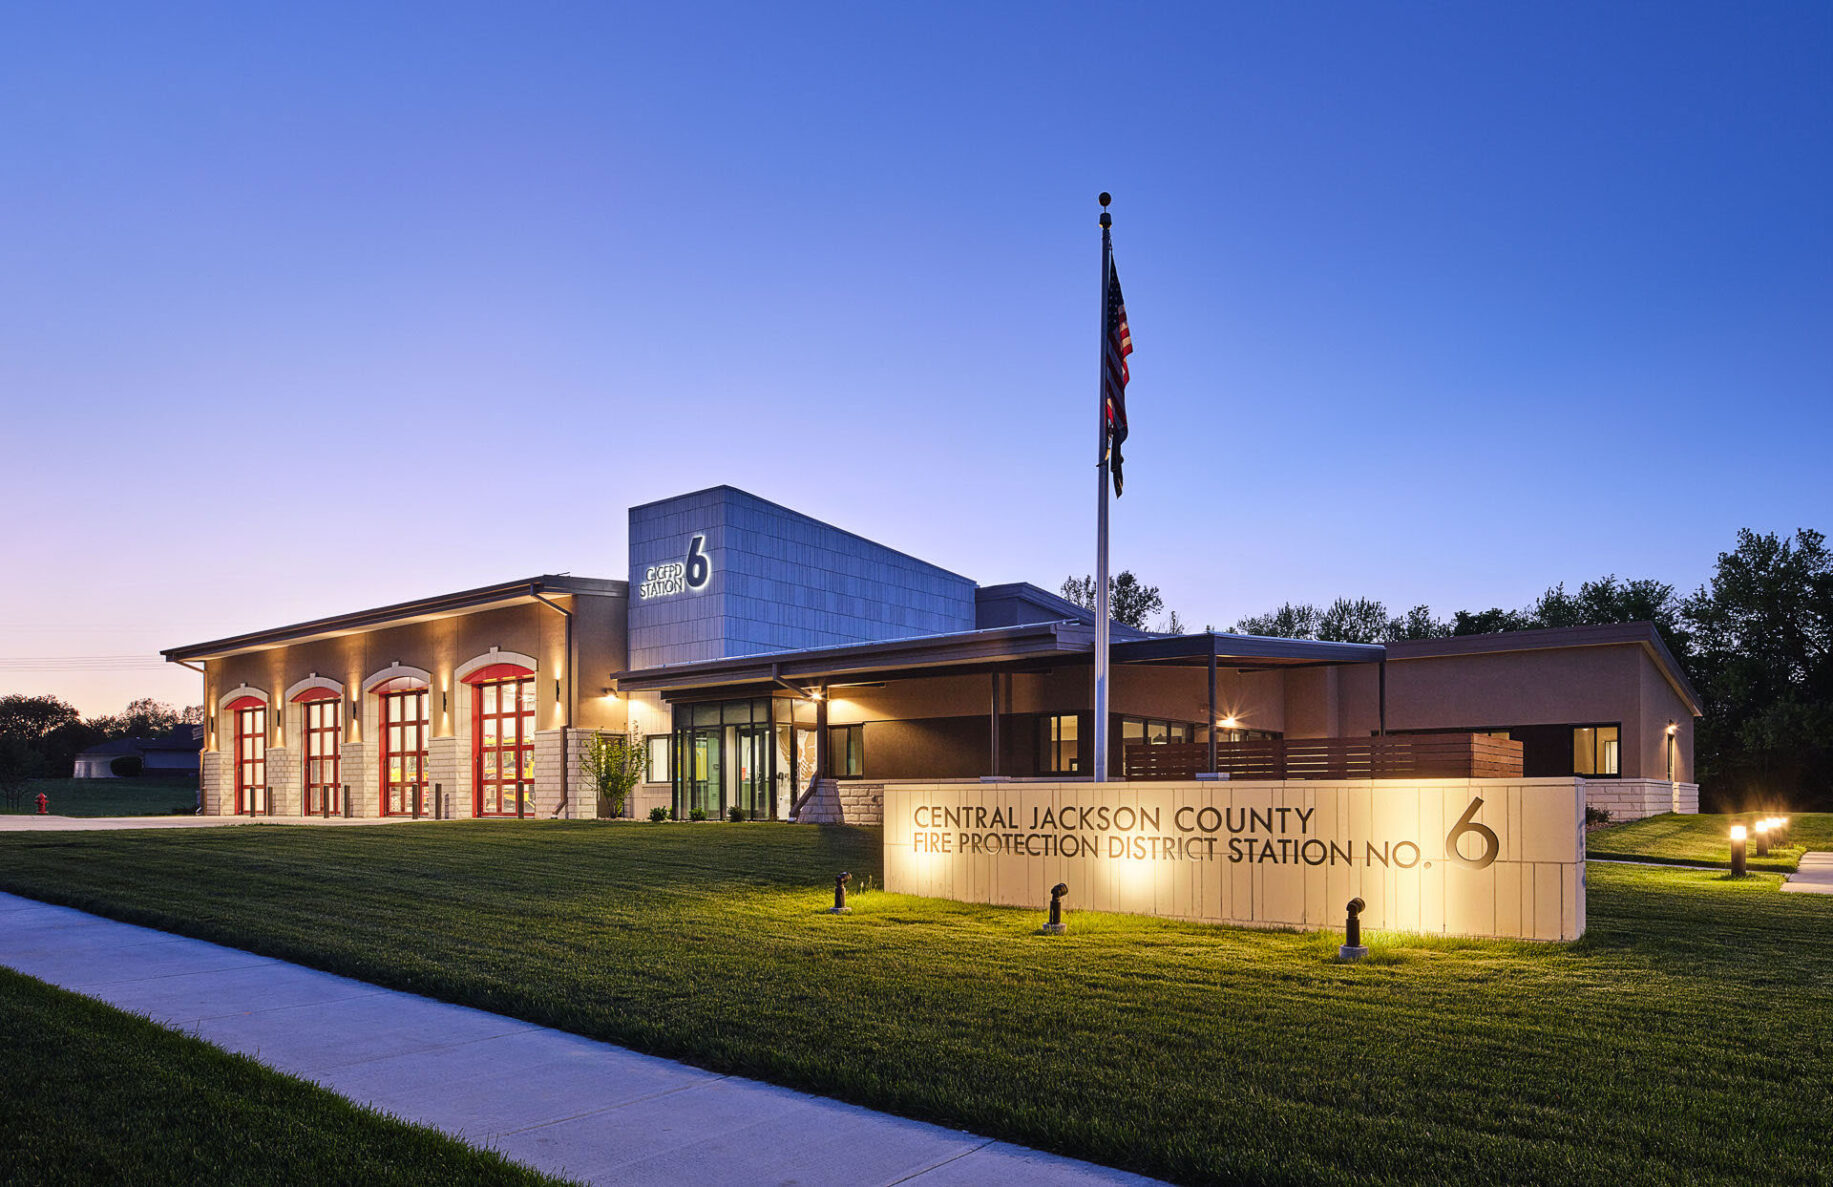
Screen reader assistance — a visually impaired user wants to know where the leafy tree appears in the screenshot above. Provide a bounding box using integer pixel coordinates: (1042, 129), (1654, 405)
(582, 725), (648, 819)
(1681, 529), (1833, 808)
(1387, 605), (1449, 640)
(1450, 607), (1535, 636)
(0, 694), (81, 743)
(88, 698), (186, 741)
(0, 735), (33, 811)
(1317, 598), (1391, 644)
(1233, 602), (1323, 639)
(1060, 571), (1172, 631)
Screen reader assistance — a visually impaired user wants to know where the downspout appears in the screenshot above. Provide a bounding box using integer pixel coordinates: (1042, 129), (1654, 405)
(530, 586), (574, 818)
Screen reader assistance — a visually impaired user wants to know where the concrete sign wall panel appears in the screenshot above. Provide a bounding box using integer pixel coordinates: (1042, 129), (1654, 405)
(882, 779), (1586, 941)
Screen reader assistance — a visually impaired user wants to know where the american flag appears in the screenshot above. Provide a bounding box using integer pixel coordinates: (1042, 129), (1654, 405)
(1102, 256), (1132, 496)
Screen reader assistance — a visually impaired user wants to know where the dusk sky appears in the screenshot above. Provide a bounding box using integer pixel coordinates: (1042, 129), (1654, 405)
(3, 3), (1829, 715)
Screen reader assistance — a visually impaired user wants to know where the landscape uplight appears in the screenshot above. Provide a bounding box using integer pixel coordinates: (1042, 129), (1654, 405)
(1042, 882), (1069, 935)
(1729, 825), (1748, 877)
(828, 871), (852, 914)
(1339, 897), (1369, 962)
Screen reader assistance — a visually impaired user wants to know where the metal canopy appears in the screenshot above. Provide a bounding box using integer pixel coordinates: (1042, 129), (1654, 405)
(610, 621), (1096, 694)
(1113, 631), (1386, 669)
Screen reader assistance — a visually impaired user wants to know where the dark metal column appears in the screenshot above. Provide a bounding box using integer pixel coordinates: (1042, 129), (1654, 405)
(989, 673), (1001, 776)
(814, 689), (829, 780)
(1207, 640), (1218, 774)
(1378, 658), (1388, 736)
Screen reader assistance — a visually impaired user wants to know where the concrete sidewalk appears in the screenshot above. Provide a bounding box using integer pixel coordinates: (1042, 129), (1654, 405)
(0, 892), (1157, 1186)
(1782, 851), (1833, 894)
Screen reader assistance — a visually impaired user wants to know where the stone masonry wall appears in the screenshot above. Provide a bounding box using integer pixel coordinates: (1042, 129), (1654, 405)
(1585, 778), (1700, 822)
(796, 780), (884, 826)
(200, 751), (224, 815)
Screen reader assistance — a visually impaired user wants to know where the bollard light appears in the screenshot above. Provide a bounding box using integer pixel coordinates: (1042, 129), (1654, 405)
(1754, 819), (1770, 858)
(1730, 825), (1747, 877)
(1339, 897), (1369, 961)
(1779, 816), (1791, 847)
(828, 871), (852, 914)
(1041, 883), (1069, 935)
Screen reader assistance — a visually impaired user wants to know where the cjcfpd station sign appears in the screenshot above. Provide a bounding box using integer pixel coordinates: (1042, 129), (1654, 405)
(639, 534), (712, 600)
(883, 779), (1585, 941)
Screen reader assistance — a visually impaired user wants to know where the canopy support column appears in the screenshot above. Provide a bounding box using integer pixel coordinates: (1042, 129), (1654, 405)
(1207, 641), (1218, 774)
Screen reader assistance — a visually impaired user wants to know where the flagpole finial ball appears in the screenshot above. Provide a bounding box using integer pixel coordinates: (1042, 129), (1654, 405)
(1098, 192), (1111, 207)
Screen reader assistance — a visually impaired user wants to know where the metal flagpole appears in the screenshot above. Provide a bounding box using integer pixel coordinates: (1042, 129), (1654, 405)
(1092, 193), (1113, 782)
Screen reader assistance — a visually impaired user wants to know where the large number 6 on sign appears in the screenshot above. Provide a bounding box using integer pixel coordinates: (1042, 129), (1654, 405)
(685, 535), (710, 589)
(1445, 797), (1500, 869)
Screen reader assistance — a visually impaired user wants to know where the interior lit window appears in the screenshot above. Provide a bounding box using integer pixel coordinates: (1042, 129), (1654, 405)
(1573, 725), (1621, 777)
(1040, 713), (1079, 774)
(645, 734), (671, 782)
(827, 724), (863, 777)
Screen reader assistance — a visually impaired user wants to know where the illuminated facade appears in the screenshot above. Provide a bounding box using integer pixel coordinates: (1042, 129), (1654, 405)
(166, 486), (1701, 823)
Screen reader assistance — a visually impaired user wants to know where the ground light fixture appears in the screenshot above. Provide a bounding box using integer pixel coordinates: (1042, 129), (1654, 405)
(1339, 897), (1369, 961)
(1755, 819), (1771, 857)
(828, 871), (851, 914)
(1730, 825), (1748, 877)
(1041, 883), (1069, 935)
(1779, 816), (1791, 846)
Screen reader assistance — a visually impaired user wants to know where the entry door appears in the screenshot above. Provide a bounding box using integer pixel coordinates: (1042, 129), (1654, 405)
(683, 727), (722, 817)
(732, 725), (770, 819)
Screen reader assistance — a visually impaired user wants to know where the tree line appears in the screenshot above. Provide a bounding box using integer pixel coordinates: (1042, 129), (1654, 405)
(1071, 528), (1832, 810)
(0, 696), (203, 785)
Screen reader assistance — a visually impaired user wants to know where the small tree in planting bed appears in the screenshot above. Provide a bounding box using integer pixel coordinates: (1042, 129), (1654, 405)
(581, 726), (647, 820)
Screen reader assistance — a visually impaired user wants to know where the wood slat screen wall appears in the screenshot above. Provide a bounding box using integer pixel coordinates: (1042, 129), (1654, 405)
(1125, 734), (1525, 781)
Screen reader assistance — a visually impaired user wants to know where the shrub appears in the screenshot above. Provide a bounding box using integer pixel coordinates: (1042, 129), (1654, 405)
(1585, 806), (1613, 826)
(648, 806), (668, 823)
(110, 755), (144, 777)
(582, 726), (646, 820)
(689, 807), (707, 822)
(728, 806), (747, 823)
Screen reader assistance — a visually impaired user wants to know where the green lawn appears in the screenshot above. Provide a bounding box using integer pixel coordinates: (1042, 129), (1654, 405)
(0, 965), (562, 1185)
(1, 822), (1830, 1186)
(1589, 811), (1832, 872)
(1, 776), (197, 817)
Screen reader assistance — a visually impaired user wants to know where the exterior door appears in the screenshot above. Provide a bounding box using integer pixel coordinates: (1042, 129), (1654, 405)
(233, 703), (266, 815)
(381, 689), (429, 816)
(680, 727), (721, 818)
(732, 724), (770, 819)
(302, 698), (341, 815)
(475, 677), (535, 816)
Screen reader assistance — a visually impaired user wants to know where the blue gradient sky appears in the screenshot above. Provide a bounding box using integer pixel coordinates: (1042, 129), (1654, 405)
(3, 3), (1829, 713)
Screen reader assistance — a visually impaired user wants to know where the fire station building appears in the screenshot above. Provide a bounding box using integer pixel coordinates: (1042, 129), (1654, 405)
(164, 486), (1701, 826)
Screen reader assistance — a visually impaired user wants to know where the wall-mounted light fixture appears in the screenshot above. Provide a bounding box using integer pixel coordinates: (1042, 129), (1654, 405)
(601, 687), (619, 699)
(1219, 716), (1240, 730)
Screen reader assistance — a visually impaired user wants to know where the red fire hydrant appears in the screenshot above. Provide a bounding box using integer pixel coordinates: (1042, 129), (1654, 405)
(35, 792), (49, 815)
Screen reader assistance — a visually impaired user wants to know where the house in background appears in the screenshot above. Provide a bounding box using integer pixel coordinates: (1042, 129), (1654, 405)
(73, 723), (204, 778)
